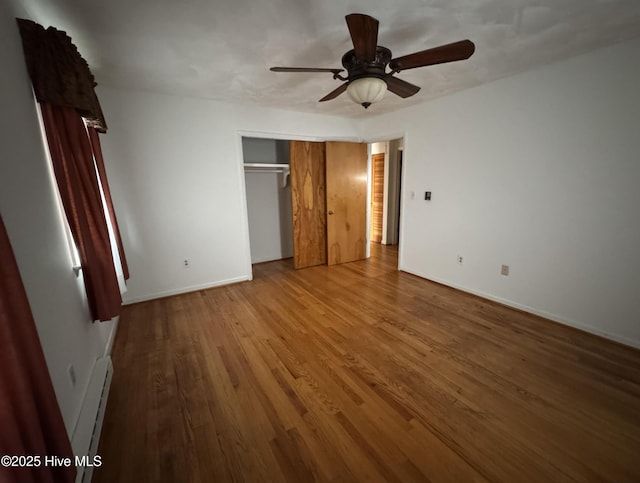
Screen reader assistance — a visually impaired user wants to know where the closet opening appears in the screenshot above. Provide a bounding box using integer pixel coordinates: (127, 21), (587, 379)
(241, 135), (403, 276)
(242, 137), (293, 266)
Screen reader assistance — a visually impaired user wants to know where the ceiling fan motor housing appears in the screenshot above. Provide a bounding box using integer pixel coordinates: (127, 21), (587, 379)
(341, 46), (391, 81)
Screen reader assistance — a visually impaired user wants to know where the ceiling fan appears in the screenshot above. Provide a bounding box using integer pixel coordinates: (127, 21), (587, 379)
(270, 13), (475, 109)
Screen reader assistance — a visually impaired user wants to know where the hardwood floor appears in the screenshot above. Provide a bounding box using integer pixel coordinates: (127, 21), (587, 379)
(94, 244), (640, 482)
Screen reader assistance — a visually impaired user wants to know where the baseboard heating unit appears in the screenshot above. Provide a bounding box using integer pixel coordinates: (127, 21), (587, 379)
(71, 356), (113, 483)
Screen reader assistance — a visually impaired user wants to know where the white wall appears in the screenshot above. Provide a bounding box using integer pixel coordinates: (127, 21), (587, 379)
(0, 1), (117, 434)
(363, 37), (640, 348)
(244, 171), (293, 263)
(242, 137), (289, 164)
(98, 87), (360, 303)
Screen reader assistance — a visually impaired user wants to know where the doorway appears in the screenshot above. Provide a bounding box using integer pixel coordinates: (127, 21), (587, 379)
(369, 138), (403, 247)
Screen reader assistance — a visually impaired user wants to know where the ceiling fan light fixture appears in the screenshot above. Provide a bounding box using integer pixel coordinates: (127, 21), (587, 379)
(346, 77), (387, 108)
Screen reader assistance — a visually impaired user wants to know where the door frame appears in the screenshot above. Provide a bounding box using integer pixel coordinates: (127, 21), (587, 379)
(236, 130), (362, 280)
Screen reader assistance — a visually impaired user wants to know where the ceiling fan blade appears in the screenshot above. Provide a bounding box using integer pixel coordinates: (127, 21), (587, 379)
(345, 13), (379, 62)
(270, 67), (344, 75)
(384, 75), (421, 98)
(389, 40), (475, 72)
(319, 83), (348, 102)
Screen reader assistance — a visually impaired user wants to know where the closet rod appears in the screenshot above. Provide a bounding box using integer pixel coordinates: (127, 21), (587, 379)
(243, 163), (290, 188)
(244, 163), (289, 169)
(244, 169), (288, 173)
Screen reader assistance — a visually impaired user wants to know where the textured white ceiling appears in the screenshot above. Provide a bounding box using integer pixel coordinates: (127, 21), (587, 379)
(17, 0), (640, 118)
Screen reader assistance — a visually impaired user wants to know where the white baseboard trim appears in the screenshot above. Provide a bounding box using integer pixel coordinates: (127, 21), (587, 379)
(399, 267), (640, 350)
(72, 356), (113, 483)
(122, 275), (250, 305)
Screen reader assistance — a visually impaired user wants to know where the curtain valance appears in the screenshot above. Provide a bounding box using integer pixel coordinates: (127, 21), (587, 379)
(16, 18), (107, 132)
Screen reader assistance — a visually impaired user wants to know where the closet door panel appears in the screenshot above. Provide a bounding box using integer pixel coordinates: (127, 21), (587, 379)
(326, 141), (368, 265)
(289, 141), (327, 269)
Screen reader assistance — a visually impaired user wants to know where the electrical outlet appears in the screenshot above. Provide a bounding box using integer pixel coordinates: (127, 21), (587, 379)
(183, 259), (190, 269)
(501, 264), (509, 276)
(457, 255), (463, 265)
(68, 364), (76, 387)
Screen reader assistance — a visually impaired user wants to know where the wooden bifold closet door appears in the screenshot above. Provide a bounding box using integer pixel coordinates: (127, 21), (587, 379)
(289, 141), (327, 269)
(325, 141), (368, 265)
(289, 140), (367, 269)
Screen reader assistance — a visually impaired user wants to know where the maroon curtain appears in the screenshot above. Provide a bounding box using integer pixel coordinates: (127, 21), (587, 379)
(0, 215), (76, 483)
(87, 127), (130, 280)
(40, 103), (122, 322)
(16, 19), (127, 321)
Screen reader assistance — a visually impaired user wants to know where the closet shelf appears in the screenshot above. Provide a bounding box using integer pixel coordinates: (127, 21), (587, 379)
(244, 163), (289, 169)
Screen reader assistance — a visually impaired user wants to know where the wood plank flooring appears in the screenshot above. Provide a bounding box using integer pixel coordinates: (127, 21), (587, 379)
(93, 244), (640, 482)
